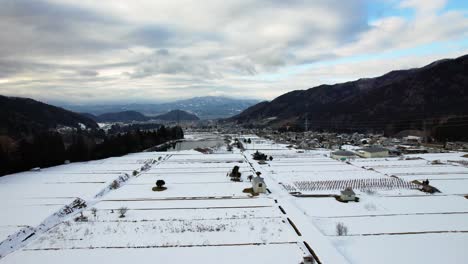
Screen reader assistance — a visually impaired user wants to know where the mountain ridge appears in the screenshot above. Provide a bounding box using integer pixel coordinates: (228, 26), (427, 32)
(231, 54), (468, 140)
(0, 95), (98, 139)
(59, 96), (260, 119)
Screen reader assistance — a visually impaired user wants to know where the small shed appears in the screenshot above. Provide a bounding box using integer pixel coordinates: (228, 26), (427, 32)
(252, 176), (267, 193)
(340, 187), (356, 201)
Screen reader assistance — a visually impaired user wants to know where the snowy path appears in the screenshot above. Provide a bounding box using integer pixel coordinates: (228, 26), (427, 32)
(242, 151), (350, 264)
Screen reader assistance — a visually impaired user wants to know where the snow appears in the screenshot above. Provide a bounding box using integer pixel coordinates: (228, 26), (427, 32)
(2, 244), (304, 264)
(313, 213), (468, 236)
(27, 217), (296, 249)
(1, 133), (467, 263)
(333, 233), (468, 264)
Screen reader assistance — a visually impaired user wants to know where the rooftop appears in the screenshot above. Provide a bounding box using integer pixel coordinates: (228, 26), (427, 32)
(357, 146), (388, 153)
(332, 150), (356, 156)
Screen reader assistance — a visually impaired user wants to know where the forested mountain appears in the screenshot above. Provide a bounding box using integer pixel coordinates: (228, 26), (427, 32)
(84, 109), (199, 122)
(154, 110), (199, 121)
(231, 54), (468, 140)
(0, 95), (184, 176)
(0, 95), (98, 139)
(84, 111), (150, 122)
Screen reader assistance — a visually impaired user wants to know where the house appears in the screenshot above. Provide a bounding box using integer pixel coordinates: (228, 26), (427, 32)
(356, 146), (389, 158)
(403, 135), (422, 144)
(340, 187), (356, 201)
(331, 150), (356, 161)
(252, 176), (267, 193)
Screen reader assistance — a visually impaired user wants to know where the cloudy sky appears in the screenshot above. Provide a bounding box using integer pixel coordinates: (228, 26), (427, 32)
(0, 0), (467, 104)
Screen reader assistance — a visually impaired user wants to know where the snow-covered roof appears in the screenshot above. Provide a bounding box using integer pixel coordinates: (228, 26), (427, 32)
(331, 150), (356, 156)
(252, 176), (265, 185)
(341, 187), (355, 195)
(357, 146), (388, 153)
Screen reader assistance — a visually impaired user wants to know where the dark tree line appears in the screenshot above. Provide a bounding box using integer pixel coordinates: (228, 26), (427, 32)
(0, 126), (183, 176)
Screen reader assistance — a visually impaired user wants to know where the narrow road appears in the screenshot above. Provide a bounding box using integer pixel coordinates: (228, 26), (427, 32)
(242, 151), (351, 264)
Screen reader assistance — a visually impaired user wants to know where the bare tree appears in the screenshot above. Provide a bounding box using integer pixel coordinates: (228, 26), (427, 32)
(118, 207), (128, 218)
(336, 222), (348, 236)
(91, 207), (97, 218)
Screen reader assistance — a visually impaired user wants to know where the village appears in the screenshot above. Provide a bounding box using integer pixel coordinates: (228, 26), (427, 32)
(0, 131), (467, 264)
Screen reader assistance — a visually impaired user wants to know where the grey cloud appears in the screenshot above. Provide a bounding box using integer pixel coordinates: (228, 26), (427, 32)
(77, 70), (99, 77)
(125, 26), (174, 47)
(129, 50), (222, 79)
(0, 0), (465, 104)
(0, 0), (126, 59)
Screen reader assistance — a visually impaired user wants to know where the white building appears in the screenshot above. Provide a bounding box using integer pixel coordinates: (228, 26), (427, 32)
(252, 176), (267, 193)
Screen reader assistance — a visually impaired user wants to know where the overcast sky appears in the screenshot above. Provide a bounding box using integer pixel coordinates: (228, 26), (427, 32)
(0, 0), (467, 104)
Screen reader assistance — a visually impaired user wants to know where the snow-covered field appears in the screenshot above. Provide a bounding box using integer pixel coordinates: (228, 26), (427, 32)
(1, 133), (467, 264)
(252, 144), (468, 264)
(0, 136), (310, 263)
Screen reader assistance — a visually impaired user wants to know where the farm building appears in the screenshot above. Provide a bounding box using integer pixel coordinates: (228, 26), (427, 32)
(252, 176), (267, 193)
(331, 150), (357, 161)
(356, 146), (389, 158)
(340, 187), (356, 201)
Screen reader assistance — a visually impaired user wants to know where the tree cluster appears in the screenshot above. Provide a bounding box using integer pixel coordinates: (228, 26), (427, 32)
(0, 126), (183, 176)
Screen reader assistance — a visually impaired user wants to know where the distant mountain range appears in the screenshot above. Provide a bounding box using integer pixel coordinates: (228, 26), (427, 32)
(153, 109), (199, 121)
(0, 95), (98, 139)
(60, 96), (260, 119)
(85, 109), (199, 123)
(231, 54), (468, 140)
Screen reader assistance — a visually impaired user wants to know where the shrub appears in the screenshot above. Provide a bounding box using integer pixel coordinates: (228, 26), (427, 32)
(110, 180), (120, 190)
(118, 207), (128, 218)
(252, 151), (267, 161)
(229, 165), (241, 180)
(74, 212), (88, 222)
(336, 222), (348, 236)
(91, 207), (97, 218)
(132, 170), (138, 176)
(156, 180), (166, 188)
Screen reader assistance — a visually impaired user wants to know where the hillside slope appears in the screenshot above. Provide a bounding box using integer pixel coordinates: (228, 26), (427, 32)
(87, 111), (150, 122)
(232, 54), (468, 139)
(0, 95), (98, 138)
